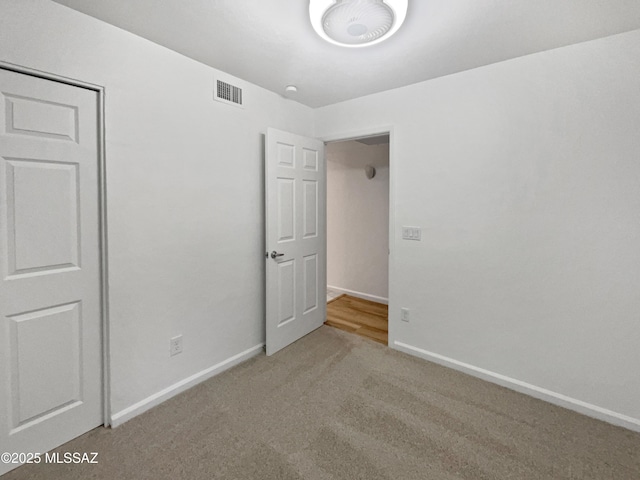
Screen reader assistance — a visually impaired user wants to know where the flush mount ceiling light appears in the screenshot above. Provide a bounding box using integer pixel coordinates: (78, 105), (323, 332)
(310, 0), (408, 48)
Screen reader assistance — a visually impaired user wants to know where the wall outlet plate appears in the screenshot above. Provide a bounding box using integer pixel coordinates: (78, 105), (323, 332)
(402, 226), (421, 241)
(401, 308), (410, 322)
(170, 335), (183, 356)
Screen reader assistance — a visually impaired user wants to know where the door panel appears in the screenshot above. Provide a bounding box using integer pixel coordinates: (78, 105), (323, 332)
(0, 69), (102, 475)
(266, 128), (325, 355)
(9, 302), (82, 427)
(303, 254), (318, 313)
(277, 178), (295, 242)
(302, 148), (318, 171)
(4, 93), (79, 142)
(303, 180), (318, 238)
(277, 260), (296, 326)
(6, 159), (80, 276)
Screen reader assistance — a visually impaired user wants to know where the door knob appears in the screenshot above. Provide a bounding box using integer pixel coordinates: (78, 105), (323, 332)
(270, 251), (284, 259)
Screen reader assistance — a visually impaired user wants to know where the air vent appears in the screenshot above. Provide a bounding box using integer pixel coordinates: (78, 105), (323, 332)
(214, 79), (243, 107)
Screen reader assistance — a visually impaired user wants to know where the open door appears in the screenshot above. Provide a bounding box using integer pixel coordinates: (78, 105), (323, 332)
(265, 128), (326, 355)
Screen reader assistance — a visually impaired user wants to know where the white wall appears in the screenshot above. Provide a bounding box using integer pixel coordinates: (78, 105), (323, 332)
(316, 29), (640, 429)
(326, 140), (389, 301)
(0, 0), (314, 422)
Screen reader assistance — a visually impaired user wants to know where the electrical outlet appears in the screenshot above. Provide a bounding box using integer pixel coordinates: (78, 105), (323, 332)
(401, 308), (410, 322)
(170, 335), (183, 356)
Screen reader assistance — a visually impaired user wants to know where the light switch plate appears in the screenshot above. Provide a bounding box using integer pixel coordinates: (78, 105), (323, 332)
(402, 226), (421, 241)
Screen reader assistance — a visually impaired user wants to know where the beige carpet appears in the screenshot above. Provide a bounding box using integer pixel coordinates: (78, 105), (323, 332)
(5, 326), (639, 480)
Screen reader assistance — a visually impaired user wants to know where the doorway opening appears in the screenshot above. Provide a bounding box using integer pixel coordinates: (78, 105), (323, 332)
(324, 134), (390, 345)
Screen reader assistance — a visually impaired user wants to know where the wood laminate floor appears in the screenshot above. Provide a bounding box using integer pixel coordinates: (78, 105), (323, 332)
(325, 294), (388, 345)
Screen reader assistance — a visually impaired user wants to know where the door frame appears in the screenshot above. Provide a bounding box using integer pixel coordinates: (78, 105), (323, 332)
(0, 60), (111, 427)
(320, 126), (395, 344)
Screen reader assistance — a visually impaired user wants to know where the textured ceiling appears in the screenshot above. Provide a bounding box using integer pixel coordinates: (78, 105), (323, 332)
(52, 0), (640, 107)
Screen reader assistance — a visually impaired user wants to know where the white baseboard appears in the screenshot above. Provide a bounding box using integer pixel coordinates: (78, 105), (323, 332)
(393, 341), (640, 433)
(110, 343), (264, 427)
(328, 285), (388, 305)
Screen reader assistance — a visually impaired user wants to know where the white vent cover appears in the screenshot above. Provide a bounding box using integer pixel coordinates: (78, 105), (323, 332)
(214, 79), (243, 107)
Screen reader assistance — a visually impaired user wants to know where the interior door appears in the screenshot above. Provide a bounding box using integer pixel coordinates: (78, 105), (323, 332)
(0, 69), (102, 474)
(265, 128), (326, 355)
